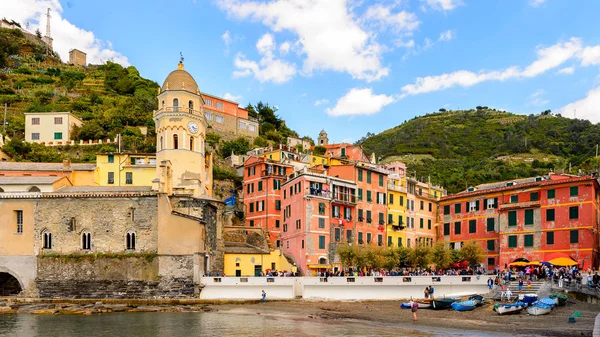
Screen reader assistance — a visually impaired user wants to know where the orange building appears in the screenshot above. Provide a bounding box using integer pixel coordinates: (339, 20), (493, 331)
(328, 164), (388, 247)
(242, 157), (294, 243)
(439, 173), (600, 270)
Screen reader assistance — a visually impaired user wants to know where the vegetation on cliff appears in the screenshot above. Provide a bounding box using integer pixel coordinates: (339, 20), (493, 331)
(358, 108), (600, 193)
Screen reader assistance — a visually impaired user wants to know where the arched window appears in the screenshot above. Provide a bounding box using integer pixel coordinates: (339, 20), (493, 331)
(82, 232), (91, 250)
(173, 98), (179, 111)
(159, 136), (163, 151)
(43, 232), (52, 249)
(28, 186), (41, 192)
(188, 100), (194, 113)
(189, 136), (194, 151)
(126, 232), (136, 250)
(319, 257), (327, 265)
(173, 134), (179, 149)
(161, 100), (165, 109)
(0, 187), (3, 192)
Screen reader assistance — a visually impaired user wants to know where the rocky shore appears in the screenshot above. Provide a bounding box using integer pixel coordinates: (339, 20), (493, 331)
(0, 301), (218, 315)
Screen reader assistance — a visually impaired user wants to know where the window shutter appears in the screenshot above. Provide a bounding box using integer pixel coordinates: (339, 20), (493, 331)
(475, 200), (480, 211)
(493, 198), (498, 208)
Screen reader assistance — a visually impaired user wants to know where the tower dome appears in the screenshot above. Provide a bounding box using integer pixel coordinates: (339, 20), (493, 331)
(161, 61), (200, 95)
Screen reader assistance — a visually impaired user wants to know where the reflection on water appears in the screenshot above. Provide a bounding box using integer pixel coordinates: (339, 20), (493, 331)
(0, 312), (526, 337)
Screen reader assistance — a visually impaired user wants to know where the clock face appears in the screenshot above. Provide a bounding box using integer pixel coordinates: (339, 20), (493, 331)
(188, 121), (199, 134)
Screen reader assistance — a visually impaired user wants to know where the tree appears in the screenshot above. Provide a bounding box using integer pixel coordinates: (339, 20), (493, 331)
(78, 121), (105, 140)
(439, 108), (446, 112)
(460, 241), (485, 268)
(431, 241), (452, 269)
(407, 245), (431, 268)
(313, 145), (326, 156)
(35, 29), (42, 39)
(220, 137), (250, 156)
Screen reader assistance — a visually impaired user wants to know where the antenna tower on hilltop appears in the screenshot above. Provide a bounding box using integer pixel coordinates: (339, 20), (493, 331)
(44, 8), (53, 55)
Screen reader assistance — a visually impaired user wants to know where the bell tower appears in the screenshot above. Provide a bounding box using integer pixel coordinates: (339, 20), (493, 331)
(318, 129), (329, 146)
(153, 59), (212, 198)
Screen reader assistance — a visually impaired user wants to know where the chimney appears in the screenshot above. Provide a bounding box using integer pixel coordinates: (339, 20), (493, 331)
(62, 159), (71, 170)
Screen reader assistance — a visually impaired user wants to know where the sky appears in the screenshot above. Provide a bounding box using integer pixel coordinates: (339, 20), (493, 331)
(3, 0), (600, 144)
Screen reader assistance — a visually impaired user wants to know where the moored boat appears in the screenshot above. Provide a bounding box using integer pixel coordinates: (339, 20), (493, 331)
(451, 300), (477, 311)
(496, 301), (525, 315)
(468, 295), (485, 306)
(522, 294), (538, 305)
(549, 293), (568, 306)
(400, 302), (412, 309)
(415, 299), (432, 309)
(431, 298), (456, 310)
(526, 302), (552, 316)
(538, 297), (556, 308)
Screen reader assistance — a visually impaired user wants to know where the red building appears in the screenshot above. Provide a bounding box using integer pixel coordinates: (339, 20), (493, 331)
(242, 157), (294, 243)
(439, 173), (600, 270)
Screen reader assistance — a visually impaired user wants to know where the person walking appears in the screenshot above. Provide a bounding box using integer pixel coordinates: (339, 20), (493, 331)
(410, 298), (418, 321)
(518, 277), (523, 293)
(487, 277), (494, 294)
(261, 290), (266, 303)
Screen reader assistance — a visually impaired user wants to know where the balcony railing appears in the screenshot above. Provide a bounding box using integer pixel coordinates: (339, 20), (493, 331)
(262, 169), (286, 177)
(387, 183), (408, 193)
(499, 200), (541, 210)
(309, 188), (331, 198)
(154, 106), (203, 116)
(332, 192), (356, 204)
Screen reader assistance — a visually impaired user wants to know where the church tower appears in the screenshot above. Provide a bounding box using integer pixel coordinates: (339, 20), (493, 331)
(153, 60), (212, 198)
(318, 129), (329, 146)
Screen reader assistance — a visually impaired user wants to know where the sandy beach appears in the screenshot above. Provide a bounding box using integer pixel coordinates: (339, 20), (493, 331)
(213, 299), (598, 337)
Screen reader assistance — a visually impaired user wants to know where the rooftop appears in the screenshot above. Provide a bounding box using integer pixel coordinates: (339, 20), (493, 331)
(0, 176), (64, 185)
(0, 162), (96, 171)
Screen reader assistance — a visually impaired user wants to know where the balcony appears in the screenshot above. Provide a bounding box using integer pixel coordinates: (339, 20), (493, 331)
(261, 169), (286, 177)
(387, 183), (408, 193)
(499, 200), (541, 210)
(309, 188), (331, 198)
(332, 192), (356, 205)
(391, 224), (405, 231)
(154, 106), (203, 117)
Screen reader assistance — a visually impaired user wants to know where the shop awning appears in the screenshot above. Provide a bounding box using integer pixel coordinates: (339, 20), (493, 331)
(308, 264), (331, 269)
(547, 257), (578, 267)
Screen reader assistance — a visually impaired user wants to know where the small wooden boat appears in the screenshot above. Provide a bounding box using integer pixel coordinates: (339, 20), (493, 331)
(451, 300), (477, 311)
(415, 299), (432, 309)
(496, 301), (525, 315)
(468, 295), (485, 306)
(549, 293), (568, 306)
(526, 302), (552, 316)
(431, 298), (456, 310)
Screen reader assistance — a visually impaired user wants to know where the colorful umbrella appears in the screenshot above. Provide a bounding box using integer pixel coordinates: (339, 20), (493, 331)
(509, 262), (528, 266)
(547, 257), (577, 266)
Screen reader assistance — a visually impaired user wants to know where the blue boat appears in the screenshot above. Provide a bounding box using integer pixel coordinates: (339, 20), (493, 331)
(522, 294), (538, 304)
(538, 297), (556, 308)
(451, 300), (477, 311)
(468, 295), (485, 306)
(400, 302), (412, 309)
(526, 301), (553, 316)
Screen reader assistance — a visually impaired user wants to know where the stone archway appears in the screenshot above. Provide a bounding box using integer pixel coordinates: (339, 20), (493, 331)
(0, 272), (22, 296)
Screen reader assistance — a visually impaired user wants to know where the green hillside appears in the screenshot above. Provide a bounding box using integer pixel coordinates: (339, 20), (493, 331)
(358, 108), (600, 194)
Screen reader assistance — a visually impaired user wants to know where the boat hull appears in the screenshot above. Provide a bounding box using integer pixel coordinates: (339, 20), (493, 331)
(549, 294), (568, 306)
(416, 300), (431, 309)
(496, 305), (524, 315)
(451, 300), (477, 312)
(526, 305), (552, 316)
(431, 299), (454, 310)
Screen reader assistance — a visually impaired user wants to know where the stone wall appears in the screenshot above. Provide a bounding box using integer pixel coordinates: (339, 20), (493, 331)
(36, 256), (195, 298)
(34, 196), (158, 255)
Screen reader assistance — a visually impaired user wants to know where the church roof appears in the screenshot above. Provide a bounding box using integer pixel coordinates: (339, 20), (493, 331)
(161, 62), (199, 94)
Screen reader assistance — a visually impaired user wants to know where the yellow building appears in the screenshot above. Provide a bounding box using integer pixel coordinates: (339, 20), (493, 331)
(308, 154), (346, 167)
(94, 153), (156, 187)
(387, 174), (408, 247)
(24, 112), (83, 144)
(405, 178), (444, 248)
(224, 246), (295, 277)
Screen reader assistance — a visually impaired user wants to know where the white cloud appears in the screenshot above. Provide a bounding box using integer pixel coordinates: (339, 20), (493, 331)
(222, 30), (232, 46)
(233, 33), (296, 84)
(217, 0), (389, 82)
(362, 4), (420, 35)
(401, 37), (597, 95)
(1, 0), (129, 66)
(527, 89), (549, 107)
(559, 86), (600, 123)
(439, 30), (454, 41)
(529, 0), (547, 7)
(422, 0), (462, 12)
(222, 92), (242, 102)
(423, 37), (434, 50)
(279, 41), (291, 55)
(395, 39), (415, 48)
(579, 45), (600, 66)
(314, 99), (329, 106)
(557, 67), (574, 75)
(326, 88), (395, 116)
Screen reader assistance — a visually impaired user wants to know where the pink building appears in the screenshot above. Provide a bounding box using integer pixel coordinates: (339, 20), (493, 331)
(280, 168), (357, 275)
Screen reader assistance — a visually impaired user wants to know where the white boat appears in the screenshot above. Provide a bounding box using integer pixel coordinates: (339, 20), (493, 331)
(526, 303), (552, 316)
(415, 300), (431, 309)
(496, 301), (525, 315)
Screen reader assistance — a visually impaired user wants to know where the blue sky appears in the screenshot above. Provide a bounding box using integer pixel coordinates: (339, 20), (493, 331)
(5, 0), (600, 143)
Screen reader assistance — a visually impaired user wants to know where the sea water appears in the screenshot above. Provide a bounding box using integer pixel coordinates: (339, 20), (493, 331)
(0, 312), (536, 337)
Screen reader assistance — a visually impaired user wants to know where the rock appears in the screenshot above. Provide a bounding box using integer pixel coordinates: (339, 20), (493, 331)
(31, 309), (58, 315)
(201, 306), (214, 312)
